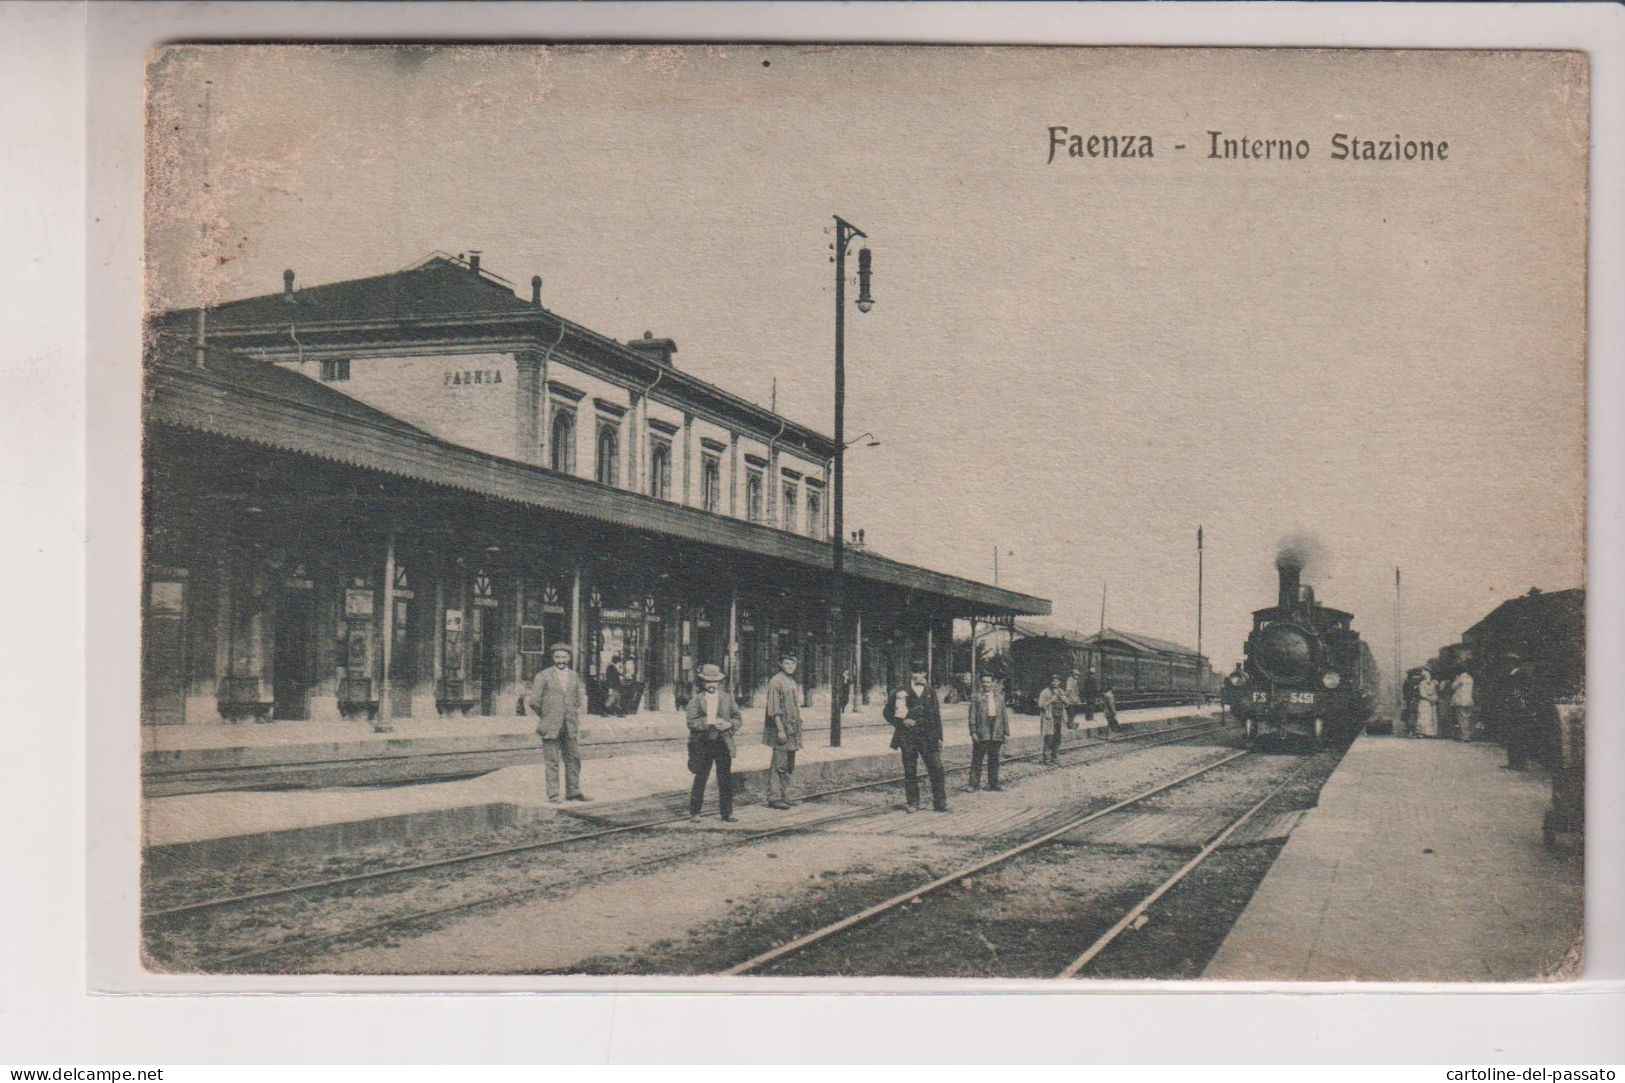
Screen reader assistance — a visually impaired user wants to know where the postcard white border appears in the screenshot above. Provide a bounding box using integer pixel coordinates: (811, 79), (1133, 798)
(17, 0), (1617, 1063)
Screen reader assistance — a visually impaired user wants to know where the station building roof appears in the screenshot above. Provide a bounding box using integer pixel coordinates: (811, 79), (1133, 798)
(145, 344), (1050, 620)
(153, 254), (835, 462)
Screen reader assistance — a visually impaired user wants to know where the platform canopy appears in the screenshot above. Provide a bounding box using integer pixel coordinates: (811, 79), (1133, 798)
(146, 350), (1050, 621)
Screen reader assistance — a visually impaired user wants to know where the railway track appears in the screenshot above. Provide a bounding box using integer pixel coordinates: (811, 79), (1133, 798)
(721, 745), (1315, 977)
(1054, 753), (1315, 978)
(147, 718), (1232, 972)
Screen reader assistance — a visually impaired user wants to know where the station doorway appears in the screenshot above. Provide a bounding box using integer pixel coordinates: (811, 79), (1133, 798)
(142, 573), (188, 726)
(388, 594), (416, 719)
(272, 590), (315, 720)
(468, 600), (500, 715)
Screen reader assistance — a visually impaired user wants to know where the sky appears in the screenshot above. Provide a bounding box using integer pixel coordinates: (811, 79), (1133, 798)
(145, 45), (1588, 676)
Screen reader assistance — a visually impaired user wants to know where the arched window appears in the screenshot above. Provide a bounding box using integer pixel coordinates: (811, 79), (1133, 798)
(782, 482), (798, 533)
(701, 455), (721, 513)
(596, 423), (619, 487)
(649, 440), (672, 500)
(550, 409), (576, 473)
(746, 471), (763, 522)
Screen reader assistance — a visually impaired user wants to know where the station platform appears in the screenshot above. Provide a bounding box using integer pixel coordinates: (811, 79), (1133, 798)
(141, 705), (858, 768)
(1204, 733), (1583, 983)
(142, 703), (1218, 868)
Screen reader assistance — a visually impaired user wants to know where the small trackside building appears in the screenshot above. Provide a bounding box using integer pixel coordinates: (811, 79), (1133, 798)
(142, 254), (1050, 727)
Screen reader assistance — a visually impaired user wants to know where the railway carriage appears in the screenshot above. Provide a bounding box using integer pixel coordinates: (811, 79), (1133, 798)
(1008, 622), (1216, 714)
(1223, 559), (1379, 745)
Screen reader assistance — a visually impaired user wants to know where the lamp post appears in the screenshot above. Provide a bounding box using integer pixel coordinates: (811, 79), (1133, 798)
(830, 215), (874, 747)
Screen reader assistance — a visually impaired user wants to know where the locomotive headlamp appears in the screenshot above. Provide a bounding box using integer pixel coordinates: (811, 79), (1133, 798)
(1322, 671), (1342, 689)
(855, 248), (875, 313)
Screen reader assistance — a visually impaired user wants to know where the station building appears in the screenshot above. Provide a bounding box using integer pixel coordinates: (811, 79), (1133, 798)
(143, 253), (1049, 727)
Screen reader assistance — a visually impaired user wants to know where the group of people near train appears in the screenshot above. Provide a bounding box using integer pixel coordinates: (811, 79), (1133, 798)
(524, 643), (1121, 821)
(1399, 652), (1572, 771)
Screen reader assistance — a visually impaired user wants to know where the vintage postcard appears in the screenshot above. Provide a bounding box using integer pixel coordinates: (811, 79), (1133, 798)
(137, 44), (1587, 984)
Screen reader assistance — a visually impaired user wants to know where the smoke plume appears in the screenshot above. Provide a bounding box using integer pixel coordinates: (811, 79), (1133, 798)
(1275, 531), (1326, 575)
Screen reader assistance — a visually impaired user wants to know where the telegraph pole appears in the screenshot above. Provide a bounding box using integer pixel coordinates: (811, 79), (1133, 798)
(1196, 526), (1204, 705)
(1393, 567), (1403, 712)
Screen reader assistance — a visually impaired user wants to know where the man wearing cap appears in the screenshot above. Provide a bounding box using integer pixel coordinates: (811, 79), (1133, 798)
(1037, 674), (1067, 766)
(884, 661), (948, 813)
(527, 643), (589, 803)
(1081, 668), (1100, 723)
(966, 672), (1010, 792)
(763, 652), (804, 809)
(686, 663), (742, 822)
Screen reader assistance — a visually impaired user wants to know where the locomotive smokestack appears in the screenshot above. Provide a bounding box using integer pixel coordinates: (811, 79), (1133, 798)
(1274, 531), (1323, 612)
(1278, 563), (1301, 611)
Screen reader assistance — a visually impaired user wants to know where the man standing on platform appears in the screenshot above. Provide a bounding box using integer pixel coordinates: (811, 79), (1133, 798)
(885, 661), (948, 813)
(763, 652), (804, 810)
(528, 643), (590, 803)
(1504, 654), (1544, 770)
(1081, 668), (1100, 723)
(1038, 674), (1067, 765)
(1453, 667), (1476, 741)
(603, 654), (625, 716)
(686, 663), (741, 822)
(966, 672), (1009, 792)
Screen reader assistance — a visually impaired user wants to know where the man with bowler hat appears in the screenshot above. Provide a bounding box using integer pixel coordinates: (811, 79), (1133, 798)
(763, 651), (804, 809)
(686, 663), (741, 822)
(885, 660), (948, 813)
(527, 643), (589, 803)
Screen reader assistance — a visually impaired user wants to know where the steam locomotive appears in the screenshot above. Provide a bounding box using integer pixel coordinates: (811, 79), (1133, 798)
(1223, 558), (1379, 745)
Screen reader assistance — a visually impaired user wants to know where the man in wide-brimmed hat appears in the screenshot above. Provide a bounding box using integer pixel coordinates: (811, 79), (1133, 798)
(686, 662), (742, 822)
(762, 651), (804, 809)
(526, 642), (589, 803)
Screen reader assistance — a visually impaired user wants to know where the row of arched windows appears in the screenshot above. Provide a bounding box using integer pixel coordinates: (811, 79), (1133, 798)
(546, 406), (826, 538)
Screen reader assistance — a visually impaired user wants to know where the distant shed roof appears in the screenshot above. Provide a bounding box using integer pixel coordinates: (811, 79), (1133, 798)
(1011, 621), (1207, 663)
(145, 338), (431, 440)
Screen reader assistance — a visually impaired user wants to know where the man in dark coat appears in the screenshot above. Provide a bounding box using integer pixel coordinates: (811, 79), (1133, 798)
(1503, 654), (1547, 770)
(1081, 670), (1100, 722)
(884, 661), (948, 813)
(1400, 668), (1424, 737)
(686, 663), (742, 822)
(603, 655), (625, 716)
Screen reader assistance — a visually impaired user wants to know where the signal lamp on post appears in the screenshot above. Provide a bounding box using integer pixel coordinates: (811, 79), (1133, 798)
(856, 248), (875, 313)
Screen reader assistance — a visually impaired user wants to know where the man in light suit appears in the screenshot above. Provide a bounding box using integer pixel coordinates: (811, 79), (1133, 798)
(762, 652), (804, 810)
(966, 672), (1010, 792)
(527, 643), (589, 803)
(686, 663), (742, 822)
